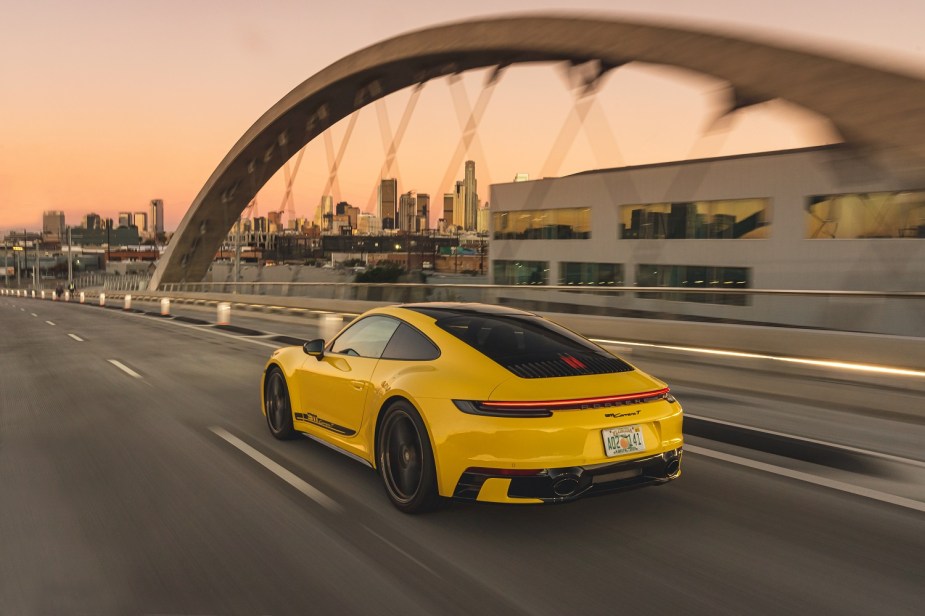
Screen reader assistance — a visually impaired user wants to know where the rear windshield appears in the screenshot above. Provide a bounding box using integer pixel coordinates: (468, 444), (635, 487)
(426, 311), (633, 378)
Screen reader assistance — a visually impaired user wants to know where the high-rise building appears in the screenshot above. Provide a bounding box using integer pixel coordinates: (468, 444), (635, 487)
(345, 205), (360, 230)
(82, 213), (101, 230)
(118, 211), (132, 228)
(477, 202), (490, 233)
(149, 199), (164, 235)
(464, 160), (478, 231)
(132, 212), (148, 235)
(357, 213), (381, 235)
(513, 172), (530, 182)
(267, 211), (282, 233)
(453, 181), (465, 228)
(443, 193), (455, 228)
(378, 178), (398, 230)
(398, 191), (416, 232)
(416, 193), (430, 232)
(42, 210), (66, 241)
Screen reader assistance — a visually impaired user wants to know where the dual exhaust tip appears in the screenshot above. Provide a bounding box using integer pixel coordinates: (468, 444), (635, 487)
(547, 450), (683, 498)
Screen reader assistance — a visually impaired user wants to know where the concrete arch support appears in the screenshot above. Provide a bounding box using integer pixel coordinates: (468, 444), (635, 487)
(150, 15), (925, 288)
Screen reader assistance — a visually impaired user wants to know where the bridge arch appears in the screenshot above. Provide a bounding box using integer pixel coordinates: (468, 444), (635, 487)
(150, 14), (925, 288)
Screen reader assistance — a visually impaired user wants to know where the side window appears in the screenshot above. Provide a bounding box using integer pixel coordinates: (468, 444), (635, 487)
(330, 316), (400, 359)
(381, 323), (441, 361)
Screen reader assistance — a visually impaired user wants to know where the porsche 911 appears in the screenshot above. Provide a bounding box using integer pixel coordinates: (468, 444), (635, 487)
(262, 303), (682, 512)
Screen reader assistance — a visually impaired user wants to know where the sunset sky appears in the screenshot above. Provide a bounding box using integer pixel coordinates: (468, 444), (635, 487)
(2, 0), (924, 233)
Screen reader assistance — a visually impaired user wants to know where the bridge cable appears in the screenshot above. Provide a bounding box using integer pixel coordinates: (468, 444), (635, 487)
(435, 68), (505, 223)
(322, 111), (360, 202)
(365, 84), (425, 210)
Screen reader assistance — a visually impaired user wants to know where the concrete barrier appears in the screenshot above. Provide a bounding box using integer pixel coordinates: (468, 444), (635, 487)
(217, 302), (231, 325)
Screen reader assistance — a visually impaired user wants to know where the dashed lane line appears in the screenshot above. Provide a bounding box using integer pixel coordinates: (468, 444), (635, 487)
(210, 426), (342, 513)
(31, 313), (37, 317)
(108, 359), (142, 379)
(45, 320), (55, 326)
(686, 444), (925, 513)
(68, 334), (84, 342)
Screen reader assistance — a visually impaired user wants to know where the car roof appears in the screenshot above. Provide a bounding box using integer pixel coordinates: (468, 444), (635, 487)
(398, 302), (537, 318)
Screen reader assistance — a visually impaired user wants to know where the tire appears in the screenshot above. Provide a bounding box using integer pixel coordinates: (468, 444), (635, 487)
(377, 401), (442, 513)
(264, 368), (297, 440)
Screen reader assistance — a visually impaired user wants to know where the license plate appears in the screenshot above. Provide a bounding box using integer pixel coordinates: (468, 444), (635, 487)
(602, 425), (646, 457)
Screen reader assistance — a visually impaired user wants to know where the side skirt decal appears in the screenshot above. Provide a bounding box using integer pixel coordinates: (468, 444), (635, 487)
(294, 411), (356, 436)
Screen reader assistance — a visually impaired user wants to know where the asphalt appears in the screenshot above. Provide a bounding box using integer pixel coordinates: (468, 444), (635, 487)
(2, 296), (924, 615)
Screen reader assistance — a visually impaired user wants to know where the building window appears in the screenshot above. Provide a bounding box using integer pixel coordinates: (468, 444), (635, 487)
(493, 208), (591, 240)
(493, 260), (549, 285)
(806, 191), (925, 238)
(559, 262), (624, 286)
(620, 198), (770, 239)
(635, 264), (750, 305)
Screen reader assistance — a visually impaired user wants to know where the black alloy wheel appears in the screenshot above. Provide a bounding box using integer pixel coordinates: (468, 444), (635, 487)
(264, 369), (296, 440)
(378, 401), (441, 513)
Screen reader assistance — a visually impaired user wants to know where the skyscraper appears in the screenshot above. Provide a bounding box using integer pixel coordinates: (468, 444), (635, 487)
(82, 213), (101, 230)
(443, 193), (454, 228)
(453, 181), (465, 229)
(118, 211), (133, 228)
(378, 178), (397, 230)
(149, 199), (164, 236)
(416, 193), (430, 231)
(464, 160), (478, 231)
(133, 212), (148, 235)
(42, 211), (65, 241)
(398, 191), (416, 232)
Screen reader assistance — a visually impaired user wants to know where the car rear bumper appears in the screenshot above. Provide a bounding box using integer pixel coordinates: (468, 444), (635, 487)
(452, 447), (683, 503)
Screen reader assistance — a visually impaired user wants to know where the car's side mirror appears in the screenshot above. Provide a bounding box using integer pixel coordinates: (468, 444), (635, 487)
(303, 339), (325, 359)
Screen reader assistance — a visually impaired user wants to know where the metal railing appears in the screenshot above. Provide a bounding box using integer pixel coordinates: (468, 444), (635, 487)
(153, 282), (925, 337)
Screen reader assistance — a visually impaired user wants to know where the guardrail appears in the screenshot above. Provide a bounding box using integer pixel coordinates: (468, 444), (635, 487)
(154, 282), (925, 337)
(5, 285), (924, 419)
(7, 277), (924, 336)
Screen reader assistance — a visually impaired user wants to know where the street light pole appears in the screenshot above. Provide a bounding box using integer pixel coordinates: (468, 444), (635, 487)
(67, 226), (73, 285)
(233, 216), (241, 294)
(33, 234), (39, 290)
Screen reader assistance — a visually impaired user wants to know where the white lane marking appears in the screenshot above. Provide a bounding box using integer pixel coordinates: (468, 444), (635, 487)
(114, 308), (282, 349)
(594, 338), (925, 379)
(31, 313), (37, 317)
(108, 359), (142, 379)
(686, 444), (925, 513)
(68, 334), (84, 342)
(687, 413), (925, 469)
(45, 320), (55, 326)
(210, 427), (342, 513)
(20, 308), (25, 311)
(362, 524), (440, 578)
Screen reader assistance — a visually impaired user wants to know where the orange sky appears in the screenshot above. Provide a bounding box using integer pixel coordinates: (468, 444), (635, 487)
(2, 0), (924, 234)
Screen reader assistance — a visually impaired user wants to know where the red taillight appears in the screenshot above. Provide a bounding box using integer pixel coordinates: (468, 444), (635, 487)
(479, 387), (670, 410)
(453, 388), (670, 418)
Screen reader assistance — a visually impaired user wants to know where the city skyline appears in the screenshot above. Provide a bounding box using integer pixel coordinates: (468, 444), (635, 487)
(3, 1), (924, 235)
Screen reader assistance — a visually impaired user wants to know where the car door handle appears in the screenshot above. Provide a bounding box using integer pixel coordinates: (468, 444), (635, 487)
(350, 380), (366, 391)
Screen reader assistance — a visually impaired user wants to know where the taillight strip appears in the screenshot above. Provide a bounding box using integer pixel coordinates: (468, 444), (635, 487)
(480, 387), (670, 410)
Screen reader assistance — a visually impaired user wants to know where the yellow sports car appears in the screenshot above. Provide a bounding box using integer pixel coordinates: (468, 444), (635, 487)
(262, 303), (682, 512)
